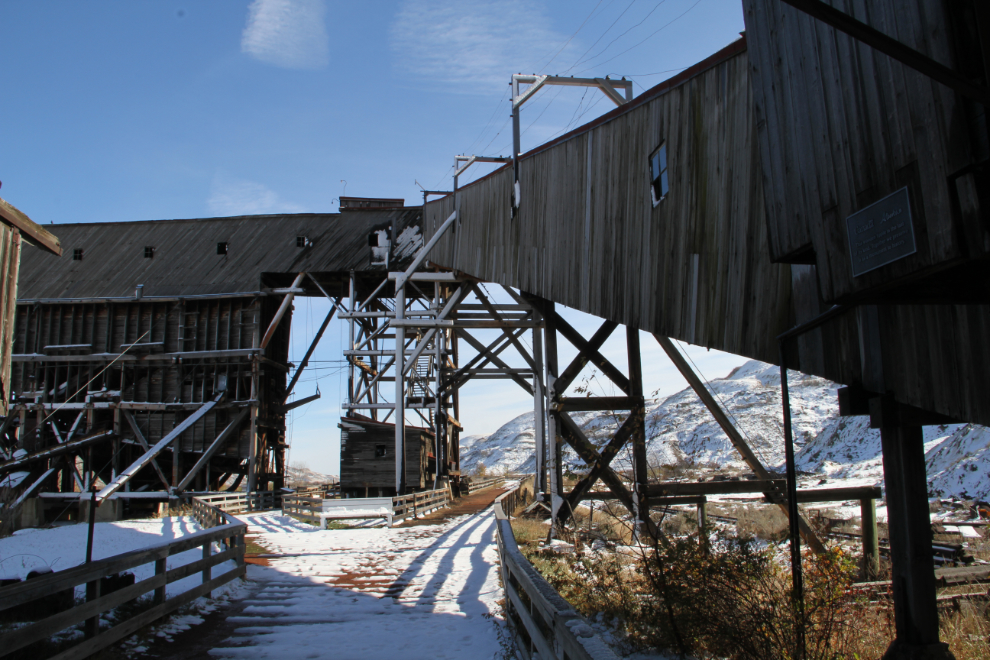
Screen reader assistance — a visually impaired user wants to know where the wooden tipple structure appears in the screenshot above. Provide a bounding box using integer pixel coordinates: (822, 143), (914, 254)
(416, 1), (990, 656)
(1, 206), (424, 515)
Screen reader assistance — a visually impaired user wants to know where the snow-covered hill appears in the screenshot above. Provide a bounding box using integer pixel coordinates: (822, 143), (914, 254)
(286, 465), (338, 486)
(461, 360), (990, 500)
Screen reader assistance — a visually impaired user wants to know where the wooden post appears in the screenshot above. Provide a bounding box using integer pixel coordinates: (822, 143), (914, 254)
(542, 300), (562, 509)
(202, 541), (212, 598)
(698, 497), (708, 550)
(154, 557), (167, 605)
(394, 282), (406, 494)
(626, 328), (648, 535)
(860, 496), (879, 579)
(879, 417), (947, 656)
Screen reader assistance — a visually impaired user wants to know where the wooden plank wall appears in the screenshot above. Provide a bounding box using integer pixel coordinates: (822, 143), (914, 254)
(339, 418), (431, 494)
(7, 293), (290, 490)
(429, 46), (792, 366)
(423, 39), (990, 427)
(743, 0), (988, 301)
(0, 224), (20, 417)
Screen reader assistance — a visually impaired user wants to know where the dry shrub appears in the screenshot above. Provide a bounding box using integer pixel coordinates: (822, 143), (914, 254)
(634, 532), (860, 660)
(510, 518), (550, 546)
(735, 505), (788, 542)
(661, 511), (697, 537)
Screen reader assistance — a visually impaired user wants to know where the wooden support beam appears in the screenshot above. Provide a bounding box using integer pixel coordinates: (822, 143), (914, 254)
(98, 393), (223, 501)
(0, 430), (114, 474)
(122, 410), (172, 490)
(278, 392), (321, 413)
(553, 396), (642, 412)
(654, 335), (825, 553)
(563, 411), (640, 516)
(556, 411), (661, 539)
(554, 320), (618, 394)
(452, 328), (533, 395)
(780, 0), (990, 106)
(553, 314), (630, 394)
(260, 272), (305, 350)
(175, 408), (250, 492)
(284, 301), (338, 403)
(470, 283), (537, 371)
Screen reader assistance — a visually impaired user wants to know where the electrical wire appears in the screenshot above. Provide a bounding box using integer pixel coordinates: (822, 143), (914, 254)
(576, 0), (706, 74)
(538, 0), (608, 73)
(569, 0), (669, 71)
(563, 0), (639, 74)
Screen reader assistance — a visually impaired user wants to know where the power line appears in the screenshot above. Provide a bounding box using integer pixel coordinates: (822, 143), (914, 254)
(570, 0), (669, 71)
(576, 0), (706, 74)
(539, 0), (607, 73)
(563, 0), (638, 74)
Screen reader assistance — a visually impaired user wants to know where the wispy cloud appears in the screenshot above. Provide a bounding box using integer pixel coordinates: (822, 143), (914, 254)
(241, 0), (329, 70)
(390, 0), (577, 91)
(207, 173), (306, 216)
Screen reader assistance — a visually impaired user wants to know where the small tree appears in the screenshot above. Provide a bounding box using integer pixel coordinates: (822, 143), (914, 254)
(475, 461), (487, 477)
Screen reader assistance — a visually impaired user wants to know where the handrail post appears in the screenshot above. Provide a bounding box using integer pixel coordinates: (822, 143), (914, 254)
(154, 557), (167, 605)
(85, 579), (101, 638)
(202, 540), (212, 598)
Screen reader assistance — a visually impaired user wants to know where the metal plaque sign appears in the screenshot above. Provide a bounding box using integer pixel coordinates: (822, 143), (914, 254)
(846, 186), (916, 277)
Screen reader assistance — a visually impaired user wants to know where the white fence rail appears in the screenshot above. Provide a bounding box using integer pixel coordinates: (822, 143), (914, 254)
(494, 481), (619, 660)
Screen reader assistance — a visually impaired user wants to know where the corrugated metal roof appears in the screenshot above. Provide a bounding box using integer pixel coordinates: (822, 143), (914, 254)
(18, 208), (421, 300)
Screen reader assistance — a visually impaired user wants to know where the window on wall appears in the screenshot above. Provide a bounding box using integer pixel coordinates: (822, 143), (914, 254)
(375, 444), (387, 458)
(650, 142), (669, 206)
(217, 242), (228, 255)
(144, 246), (154, 258)
(73, 248), (83, 261)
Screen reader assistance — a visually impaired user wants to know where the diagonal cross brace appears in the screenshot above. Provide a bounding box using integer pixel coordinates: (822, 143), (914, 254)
(556, 411), (660, 539)
(553, 313), (630, 394)
(98, 393), (223, 501)
(175, 407), (250, 492)
(123, 410), (172, 490)
(563, 405), (644, 516)
(452, 328), (533, 395)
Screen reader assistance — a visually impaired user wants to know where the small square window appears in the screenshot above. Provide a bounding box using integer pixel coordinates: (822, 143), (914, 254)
(650, 142), (669, 206)
(217, 242), (228, 255)
(144, 246), (154, 258)
(375, 444), (387, 458)
(72, 248), (83, 261)
(296, 236), (311, 248)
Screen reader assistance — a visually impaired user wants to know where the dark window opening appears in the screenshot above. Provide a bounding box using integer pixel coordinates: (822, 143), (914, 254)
(144, 246), (154, 258)
(72, 248), (83, 261)
(375, 444), (387, 458)
(217, 242), (228, 255)
(296, 236), (308, 248)
(650, 142), (669, 205)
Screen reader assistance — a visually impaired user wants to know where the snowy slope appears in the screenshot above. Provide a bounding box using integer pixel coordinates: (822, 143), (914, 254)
(463, 360), (990, 499)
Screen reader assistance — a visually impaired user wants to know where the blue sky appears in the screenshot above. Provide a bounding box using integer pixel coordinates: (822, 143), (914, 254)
(2, 0), (749, 474)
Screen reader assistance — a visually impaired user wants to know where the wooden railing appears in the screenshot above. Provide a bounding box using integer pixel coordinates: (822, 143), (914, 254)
(193, 490), (278, 513)
(0, 496), (246, 660)
(291, 483), (341, 499)
(281, 494), (324, 525)
(462, 475), (505, 494)
(494, 482), (619, 660)
(392, 487), (450, 524)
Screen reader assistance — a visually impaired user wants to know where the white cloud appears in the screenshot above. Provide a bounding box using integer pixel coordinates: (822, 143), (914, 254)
(390, 0), (577, 91)
(241, 0), (329, 70)
(208, 173), (306, 216)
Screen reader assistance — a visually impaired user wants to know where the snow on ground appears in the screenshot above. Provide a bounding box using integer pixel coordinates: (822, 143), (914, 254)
(0, 516), (239, 601)
(207, 509), (504, 659)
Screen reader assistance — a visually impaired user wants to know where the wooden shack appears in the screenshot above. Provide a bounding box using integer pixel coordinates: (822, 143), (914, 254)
(339, 416), (432, 497)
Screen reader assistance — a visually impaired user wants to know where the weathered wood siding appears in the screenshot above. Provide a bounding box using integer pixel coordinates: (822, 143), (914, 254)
(428, 41), (791, 365)
(422, 38), (990, 427)
(339, 417), (431, 494)
(743, 0), (987, 301)
(0, 224), (21, 417)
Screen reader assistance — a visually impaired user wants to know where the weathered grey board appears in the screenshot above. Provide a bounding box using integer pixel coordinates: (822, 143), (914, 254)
(743, 0), (988, 301)
(339, 417), (432, 495)
(422, 37), (990, 427)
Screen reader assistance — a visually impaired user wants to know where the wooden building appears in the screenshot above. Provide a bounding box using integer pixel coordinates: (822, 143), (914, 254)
(339, 416), (433, 497)
(0, 197), (61, 419)
(1, 206), (422, 507)
(422, 3), (988, 655)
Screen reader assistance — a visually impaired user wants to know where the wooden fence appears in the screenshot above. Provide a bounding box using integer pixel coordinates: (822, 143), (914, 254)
(0, 496), (246, 660)
(461, 475), (505, 495)
(192, 490), (278, 514)
(392, 488), (450, 524)
(281, 494), (324, 525)
(494, 483), (619, 660)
